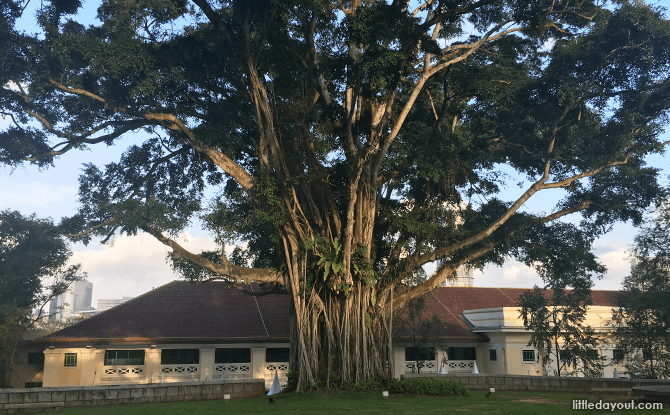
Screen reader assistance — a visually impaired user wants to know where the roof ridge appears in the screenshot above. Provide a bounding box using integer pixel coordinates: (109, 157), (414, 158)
(495, 287), (517, 305)
(432, 296), (469, 330)
(248, 284), (269, 337)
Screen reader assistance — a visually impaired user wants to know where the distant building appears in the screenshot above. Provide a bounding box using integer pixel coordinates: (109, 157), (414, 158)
(48, 277), (93, 321)
(96, 296), (134, 312)
(441, 265), (474, 287)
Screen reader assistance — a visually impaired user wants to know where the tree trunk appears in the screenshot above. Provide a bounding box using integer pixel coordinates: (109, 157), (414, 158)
(272, 162), (397, 388)
(285, 251), (395, 388)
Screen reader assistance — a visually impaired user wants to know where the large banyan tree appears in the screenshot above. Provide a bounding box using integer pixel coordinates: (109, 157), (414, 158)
(2, 0), (670, 388)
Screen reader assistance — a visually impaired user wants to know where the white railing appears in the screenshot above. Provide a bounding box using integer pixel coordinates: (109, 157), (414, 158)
(103, 366), (144, 376)
(446, 360), (475, 372)
(405, 361), (436, 373)
(214, 363), (251, 374)
(161, 364), (199, 374)
(265, 363), (289, 373)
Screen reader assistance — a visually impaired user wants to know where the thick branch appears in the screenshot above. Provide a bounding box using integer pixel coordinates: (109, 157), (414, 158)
(393, 243), (495, 311)
(26, 120), (153, 162)
(143, 112), (255, 190)
(392, 151), (634, 289)
(49, 79), (127, 112)
(144, 227), (283, 284)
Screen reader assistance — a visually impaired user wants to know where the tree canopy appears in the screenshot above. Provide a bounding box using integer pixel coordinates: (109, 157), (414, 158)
(0, 210), (80, 311)
(0, 210), (80, 386)
(2, 0), (670, 387)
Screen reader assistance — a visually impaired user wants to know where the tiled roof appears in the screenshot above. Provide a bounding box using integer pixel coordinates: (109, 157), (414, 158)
(396, 287), (621, 343)
(38, 282), (621, 344)
(38, 281), (290, 343)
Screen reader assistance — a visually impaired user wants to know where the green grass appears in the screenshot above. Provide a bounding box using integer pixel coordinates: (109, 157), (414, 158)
(38, 390), (669, 415)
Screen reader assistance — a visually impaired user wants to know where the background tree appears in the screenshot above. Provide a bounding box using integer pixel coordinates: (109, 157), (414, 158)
(0, 210), (81, 387)
(520, 285), (604, 377)
(610, 203), (670, 379)
(2, 0), (670, 387)
(519, 228), (605, 377)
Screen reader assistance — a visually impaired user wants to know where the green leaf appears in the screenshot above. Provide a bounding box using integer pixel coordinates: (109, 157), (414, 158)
(324, 262), (331, 280)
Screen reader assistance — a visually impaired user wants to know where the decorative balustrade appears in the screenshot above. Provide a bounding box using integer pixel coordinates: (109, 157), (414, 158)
(103, 366), (144, 376)
(405, 361), (436, 373)
(161, 364), (199, 374)
(215, 363), (251, 374)
(266, 363), (289, 372)
(446, 360), (475, 372)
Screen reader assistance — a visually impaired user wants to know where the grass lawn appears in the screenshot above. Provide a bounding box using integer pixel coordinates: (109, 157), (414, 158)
(36, 390), (669, 415)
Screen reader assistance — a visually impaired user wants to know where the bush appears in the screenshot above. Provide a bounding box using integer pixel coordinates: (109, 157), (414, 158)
(399, 377), (468, 396)
(351, 374), (402, 392)
(351, 375), (468, 396)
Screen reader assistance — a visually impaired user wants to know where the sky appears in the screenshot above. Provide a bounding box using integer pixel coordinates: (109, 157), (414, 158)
(2, 1), (669, 306)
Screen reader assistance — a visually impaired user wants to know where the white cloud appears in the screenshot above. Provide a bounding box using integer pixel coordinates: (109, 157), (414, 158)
(473, 261), (543, 288)
(69, 231), (218, 307)
(594, 247), (631, 291)
(0, 182), (78, 210)
(470, 246), (631, 291)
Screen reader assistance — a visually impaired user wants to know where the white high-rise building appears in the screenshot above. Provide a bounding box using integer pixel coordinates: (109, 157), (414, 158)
(96, 296), (134, 312)
(48, 276), (93, 321)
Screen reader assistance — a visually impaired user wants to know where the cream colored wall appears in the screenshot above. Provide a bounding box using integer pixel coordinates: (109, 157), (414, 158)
(479, 331), (628, 377)
(200, 347), (215, 381)
(43, 347), (91, 387)
(463, 305), (628, 377)
(38, 343), (290, 388)
(393, 346), (406, 379)
(145, 348), (161, 383)
(8, 349), (44, 389)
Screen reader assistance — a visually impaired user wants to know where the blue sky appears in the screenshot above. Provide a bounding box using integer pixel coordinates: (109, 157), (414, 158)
(2, 0), (669, 305)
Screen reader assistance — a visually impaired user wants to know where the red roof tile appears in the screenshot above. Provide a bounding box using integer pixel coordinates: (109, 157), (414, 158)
(396, 287), (621, 342)
(38, 282), (621, 344)
(38, 281), (290, 343)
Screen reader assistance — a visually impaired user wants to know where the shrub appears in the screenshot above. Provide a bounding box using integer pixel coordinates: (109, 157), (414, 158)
(399, 377), (468, 396)
(351, 375), (468, 396)
(351, 374), (402, 392)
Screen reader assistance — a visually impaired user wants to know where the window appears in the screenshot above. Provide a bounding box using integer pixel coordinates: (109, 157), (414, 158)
(26, 352), (44, 366)
(586, 349), (599, 360)
(447, 347), (476, 360)
(64, 353), (77, 367)
(522, 350), (535, 363)
(104, 350), (145, 366)
(642, 350), (652, 361)
(215, 348), (250, 364)
(24, 382), (43, 388)
(489, 349), (497, 362)
(560, 349), (573, 361)
(405, 347), (435, 361)
(266, 348), (290, 363)
(161, 349), (199, 365)
(612, 349), (625, 361)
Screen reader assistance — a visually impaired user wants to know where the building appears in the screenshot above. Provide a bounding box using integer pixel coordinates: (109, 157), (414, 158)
(11, 281), (289, 389)
(12, 281), (624, 389)
(440, 265), (474, 287)
(48, 277), (93, 322)
(96, 296), (134, 312)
